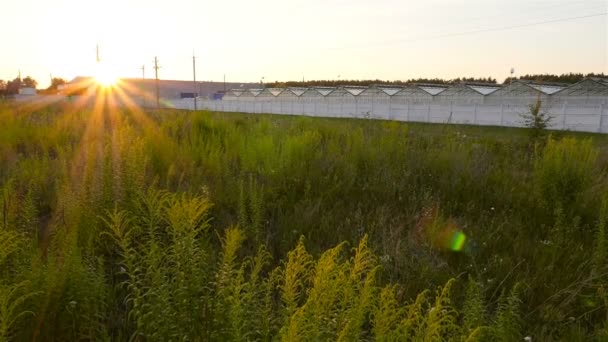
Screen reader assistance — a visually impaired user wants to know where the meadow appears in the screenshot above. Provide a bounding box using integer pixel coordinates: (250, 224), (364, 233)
(0, 101), (607, 341)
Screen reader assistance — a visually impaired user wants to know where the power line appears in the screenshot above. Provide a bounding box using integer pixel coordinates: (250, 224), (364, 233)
(329, 12), (608, 50)
(430, 1), (605, 32)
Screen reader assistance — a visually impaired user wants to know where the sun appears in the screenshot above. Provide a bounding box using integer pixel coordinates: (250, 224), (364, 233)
(94, 64), (118, 87)
(96, 73), (117, 87)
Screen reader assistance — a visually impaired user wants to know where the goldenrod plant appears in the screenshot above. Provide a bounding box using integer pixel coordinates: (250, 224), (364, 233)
(0, 102), (607, 340)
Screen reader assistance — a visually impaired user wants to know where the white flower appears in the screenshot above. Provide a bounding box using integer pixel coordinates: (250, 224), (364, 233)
(524, 336), (532, 342)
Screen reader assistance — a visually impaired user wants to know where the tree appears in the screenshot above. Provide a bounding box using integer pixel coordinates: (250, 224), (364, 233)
(5, 78), (21, 95)
(521, 98), (552, 139)
(40, 77), (68, 94)
(0, 80), (6, 96)
(47, 77), (66, 91)
(22, 76), (37, 89)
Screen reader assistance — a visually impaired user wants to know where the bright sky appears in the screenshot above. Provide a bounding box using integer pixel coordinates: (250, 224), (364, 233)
(1, 0), (606, 88)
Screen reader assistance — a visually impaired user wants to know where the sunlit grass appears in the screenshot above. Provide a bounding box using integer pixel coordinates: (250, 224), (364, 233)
(0, 102), (607, 340)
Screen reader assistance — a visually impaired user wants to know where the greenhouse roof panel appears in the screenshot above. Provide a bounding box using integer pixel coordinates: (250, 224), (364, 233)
(529, 84), (565, 95)
(317, 88), (335, 96)
(468, 86), (500, 95)
(268, 88), (284, 96)
(419, 86), (446, 95)
(289, 88), (307, 96)
(589, 77), (608, 87)
(344, 87), (366, 96)
(380, 88), (402, 96)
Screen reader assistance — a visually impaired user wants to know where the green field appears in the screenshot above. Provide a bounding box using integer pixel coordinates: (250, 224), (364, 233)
(1, 102), (608, 341)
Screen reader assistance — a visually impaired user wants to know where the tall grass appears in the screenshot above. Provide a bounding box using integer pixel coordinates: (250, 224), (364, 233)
(0, 102), (607, 340)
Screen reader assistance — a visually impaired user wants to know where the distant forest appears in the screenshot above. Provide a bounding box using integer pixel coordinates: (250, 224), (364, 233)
(266, 72), (606, 88)
(504, 72), (606, 85)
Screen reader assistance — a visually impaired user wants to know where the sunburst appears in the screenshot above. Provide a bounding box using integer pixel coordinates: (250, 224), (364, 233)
(94, 63), (118, 87)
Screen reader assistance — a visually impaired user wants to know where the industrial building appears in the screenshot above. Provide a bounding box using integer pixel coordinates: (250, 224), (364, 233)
(57, 75), (608, 133)
(181, 78), (608, 133)
(61, 76), (258, 102)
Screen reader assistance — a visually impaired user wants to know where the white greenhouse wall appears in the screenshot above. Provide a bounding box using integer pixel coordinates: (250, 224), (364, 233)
(166, 96), (608, 134)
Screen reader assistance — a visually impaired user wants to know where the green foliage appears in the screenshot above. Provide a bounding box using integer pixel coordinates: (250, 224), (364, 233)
(533, 137), (599, 213)
(280, 236), (314, 319)
(0, 281), (39, 342)
(522, 99), (552, 139)
(593, 198), (608, 276)
(0, 102), (607, 340)
(463, 277), (486, 334)
(493, 283), (523, 341)
(0, 229), (21, 268)
(424, 278), (461, 340)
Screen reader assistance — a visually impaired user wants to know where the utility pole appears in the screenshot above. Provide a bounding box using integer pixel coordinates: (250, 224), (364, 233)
(223, 74), (226, 92)
(192, 51), (197, 111)
(141, 65), (146, 107)
(154, 56), (160, 109)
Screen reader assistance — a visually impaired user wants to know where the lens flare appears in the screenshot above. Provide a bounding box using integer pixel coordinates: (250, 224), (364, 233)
(450, 231), (467, 251)
(415, 206), (468, 252)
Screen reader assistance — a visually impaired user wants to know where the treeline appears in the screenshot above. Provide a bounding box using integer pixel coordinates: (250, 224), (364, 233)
(267, 77), (497, 88)
(0, 76), (38, 96)
(267, 72), (607, 88)
(505, 72), (606, 84)
(0, 77), (67, 96)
